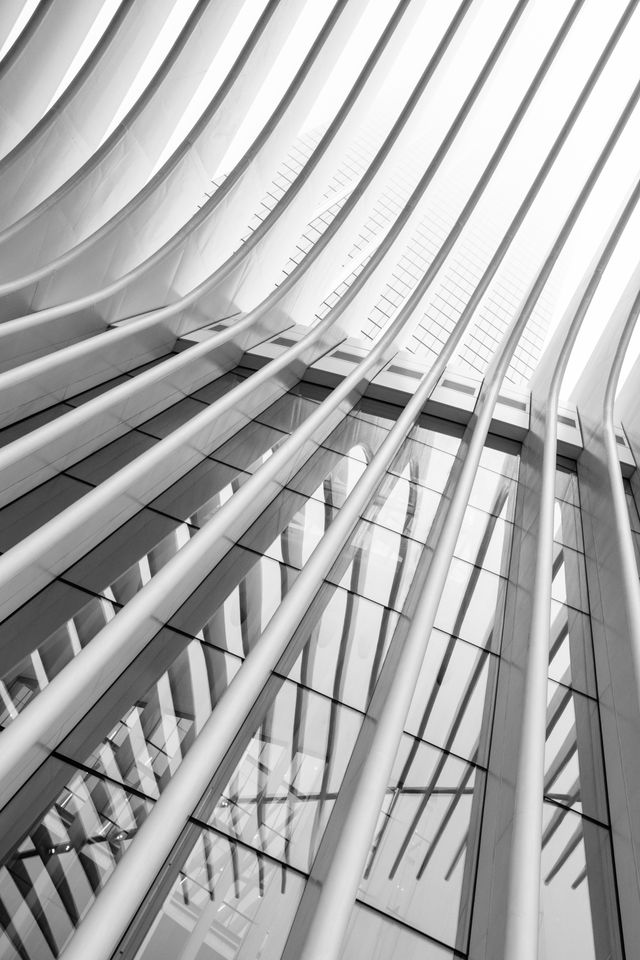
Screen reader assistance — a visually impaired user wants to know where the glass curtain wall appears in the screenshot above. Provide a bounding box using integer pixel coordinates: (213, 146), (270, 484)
(0, 371), (623, 959)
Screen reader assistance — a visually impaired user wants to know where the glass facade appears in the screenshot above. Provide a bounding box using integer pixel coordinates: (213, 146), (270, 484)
(0, 367), (624, 959)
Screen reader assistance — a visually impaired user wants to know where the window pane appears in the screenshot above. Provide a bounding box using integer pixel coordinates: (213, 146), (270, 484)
(287, 583), (399, 713)
(434, 557), (507, 652)
(0, 764), (153, 958)
(405, 629), (495, 764)
(358, 735), (481, 948)
(134, 830), (305, 960)
(340, 902), (456, 959)
(77, 638), (241, 800)
(540, 803), (620, 960)
(544, 681), (607, 824)
(206, 677), (362, 872)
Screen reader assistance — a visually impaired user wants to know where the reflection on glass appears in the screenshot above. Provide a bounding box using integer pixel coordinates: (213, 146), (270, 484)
(389, 440), (456, 494)
(0, 766), (152, 959)
(80, 640), (241, 800)
(192, 371), (247, 405)
(0, 475), (89, 553)
(551, 542), (589, 613)
(170, 548), (298, 654)
(322, 410), (391, 463)
(547, 602), (596, 697)
(623, 480), (640, 577)
(0, 595), (118, 726)
(434, 557), (507, 652)
(453, 503), (512, 576)
(65, 511), (196, 606)
(138, 396), (208, 440)
(540, 803), (620, 960)
(477, 444), (519, 479)
(340, 902), (456, 959)
(555, 465), (579, 507)
(364, 471), (440, 543)
(405, 629), (494, 764)
(287, 583), (399, 712)
(213, 420), (288, 473)
(67, 430), (157, 486)
(468, 464), (517, 521)
(624, 480), (640, 531)
(150, 457), (246, 527)
(359, 735), (480, 948)
(208, 678), (362, 872)
(243, 492), (336, 569)
(255, 392), (319, 434)
(544, 681), (607, 824)
(288, 446), (367, 506)
(134, 830), (306, 960)
(327, 519), (424, 612)
(409, 417), (461, 456)
(554, 497), (584, 552)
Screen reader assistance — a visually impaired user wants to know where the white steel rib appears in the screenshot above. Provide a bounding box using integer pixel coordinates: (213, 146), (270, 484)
(0, 3), (639, 960)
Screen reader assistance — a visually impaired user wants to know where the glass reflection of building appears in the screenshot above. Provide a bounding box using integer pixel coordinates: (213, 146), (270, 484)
(0, 3), (639, 960)
(0, 374), (622, 959)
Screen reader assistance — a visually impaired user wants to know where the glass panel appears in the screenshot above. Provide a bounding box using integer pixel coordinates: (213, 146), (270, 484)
(554, 498), (584, 552)
(137, 397), (207, 439)
(241, 491), (336, 568)
(363, 472), (440, 543)
(358, 735), (480, 948)
(631, 528), (640, 578)
(434, 557), (507, 652)
(0, 404), (72, 448)
(624, 482), (640, 532)
(409, 416), (461, 455)
(540, 804), (620, 960)
(287, 583), (399, 713)
(344, 399), (399, 431)
(552, 543), (590, 613)
(322, 413), (390, 463)
(468, 464), (517, 521)
(0, 764), (153, 959)
(191, 371), (247, 405)
(288, 380), (330, 403)
(288, 446), (367, 505)
(340, 902), (456, 959)
(555, 465), (580, 506)
(0, 476), (90, 552)
(255, 392), (319, 433)
(64, 509), (195, 606)
(0, 594), (119, 726)
(0, 579), (111, 682)
(66, 430), (157, 486)
(453, 503), (512, 576)
(170, 548), (299, 653)
(326, 519), (423, 612)
(212, 420), (288, 472)
(134, 830), (305, 960)
(66, 374), (131, 406)
(207, 677), (362, 872)
(478, 443), (519, 478)
(126, 355), (177, 378)
(405, 630), (494, 764)
(547, 602), (596, 697)
(389, 440), (456, 494)
(149, 457), (246, 527)
(544, 681), (607, 824)
(78, 639), (241, 800)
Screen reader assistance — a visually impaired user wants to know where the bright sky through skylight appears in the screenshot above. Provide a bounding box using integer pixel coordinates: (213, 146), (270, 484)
(44, 0), (640, 401)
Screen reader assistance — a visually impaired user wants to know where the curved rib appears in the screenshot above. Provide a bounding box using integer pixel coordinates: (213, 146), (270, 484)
(0, 0), (114, 157)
